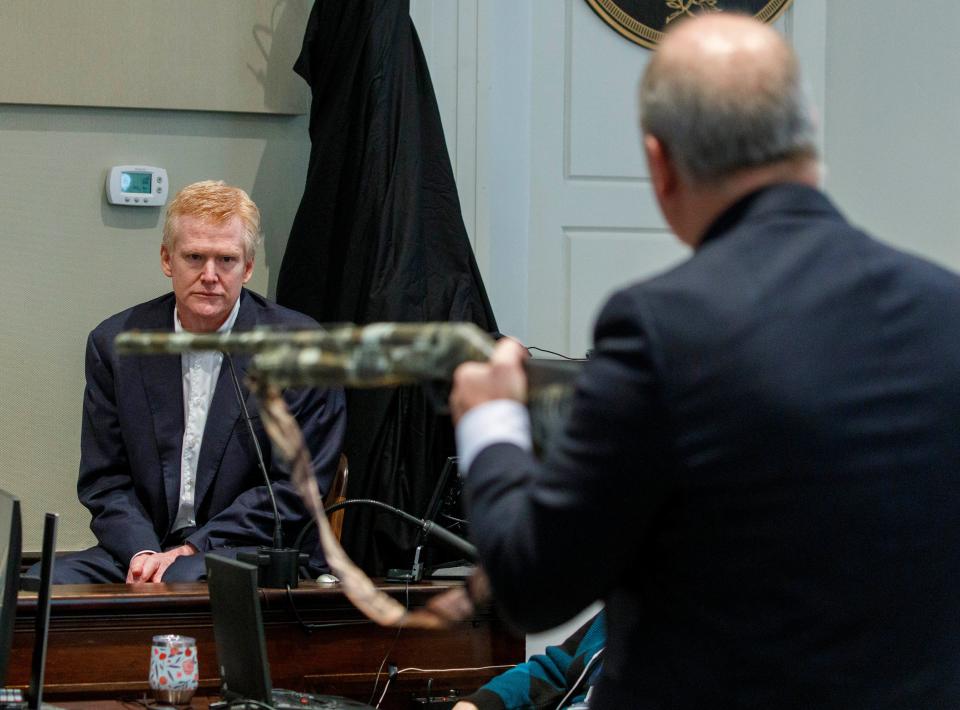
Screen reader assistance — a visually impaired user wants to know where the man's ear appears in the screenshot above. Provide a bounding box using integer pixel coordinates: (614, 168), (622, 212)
(242, 258), (254, 284)
(644, 134), (677, 203)
(160, 245), (173, 278)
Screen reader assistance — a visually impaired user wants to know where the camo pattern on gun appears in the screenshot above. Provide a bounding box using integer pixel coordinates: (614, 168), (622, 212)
(116, 322), (496, 388)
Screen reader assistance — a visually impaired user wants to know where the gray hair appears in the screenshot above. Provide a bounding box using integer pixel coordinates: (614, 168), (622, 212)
(639, 34), (818, 184)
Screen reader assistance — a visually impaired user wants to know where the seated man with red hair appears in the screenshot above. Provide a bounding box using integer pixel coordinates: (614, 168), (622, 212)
(45, 181), (345, 584)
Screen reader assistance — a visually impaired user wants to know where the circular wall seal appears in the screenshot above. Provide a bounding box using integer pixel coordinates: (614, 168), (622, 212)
(584, 0), (796, 49)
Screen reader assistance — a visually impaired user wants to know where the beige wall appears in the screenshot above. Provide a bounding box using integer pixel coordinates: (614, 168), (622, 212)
(823, 2), (960, 273)
(0, 10), (311, 550)
(0, 1), (310, 114)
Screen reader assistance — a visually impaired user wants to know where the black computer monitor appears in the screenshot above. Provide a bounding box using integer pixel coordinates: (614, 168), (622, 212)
(421, 456), (469, 572)
(206, 554), (373, 710)
(206, 554), (273, 704)
(0, 490), (22, 687)
(26, 513), (58, 710)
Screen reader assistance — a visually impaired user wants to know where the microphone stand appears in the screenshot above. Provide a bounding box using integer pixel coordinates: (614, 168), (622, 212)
(226, 354), (305, 588)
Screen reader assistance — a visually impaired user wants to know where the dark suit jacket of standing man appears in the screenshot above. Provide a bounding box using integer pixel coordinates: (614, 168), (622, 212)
(73, 288), (346, 580)
(466, 184), (960, 708)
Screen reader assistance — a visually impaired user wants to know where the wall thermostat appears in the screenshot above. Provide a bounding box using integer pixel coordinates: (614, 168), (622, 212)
(106, 165), (168, 206)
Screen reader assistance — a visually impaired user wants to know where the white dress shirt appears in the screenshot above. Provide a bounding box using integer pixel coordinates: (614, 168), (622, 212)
(454, 399), (532, 474)
(170, 297), (242, 532)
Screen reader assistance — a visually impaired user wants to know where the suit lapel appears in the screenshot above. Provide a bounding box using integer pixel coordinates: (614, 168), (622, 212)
(193, 291), (257, 514)
(137, 298), (183, 534)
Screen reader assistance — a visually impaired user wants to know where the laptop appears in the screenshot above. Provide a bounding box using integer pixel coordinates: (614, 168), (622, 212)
(205, 554), (374, 710)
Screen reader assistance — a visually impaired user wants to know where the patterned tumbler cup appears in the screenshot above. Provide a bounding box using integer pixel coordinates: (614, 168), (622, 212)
(149, 634), (199, 704)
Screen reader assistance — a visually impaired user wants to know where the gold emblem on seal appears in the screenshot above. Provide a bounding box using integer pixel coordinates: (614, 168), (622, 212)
(584, 0), (795, 49)
(666, 0), (720, 25)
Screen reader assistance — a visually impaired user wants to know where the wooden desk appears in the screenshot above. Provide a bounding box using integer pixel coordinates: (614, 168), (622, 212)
(11, 581), (523, 709)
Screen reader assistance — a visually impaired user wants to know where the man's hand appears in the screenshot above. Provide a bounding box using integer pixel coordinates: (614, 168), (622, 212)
(126, 544), (197, 583)
(450, 338), (529, 424)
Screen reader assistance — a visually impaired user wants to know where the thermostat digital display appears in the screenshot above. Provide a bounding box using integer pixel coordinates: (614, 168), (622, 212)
(121, 171), (152, 194)
(106, 165), (168, 206)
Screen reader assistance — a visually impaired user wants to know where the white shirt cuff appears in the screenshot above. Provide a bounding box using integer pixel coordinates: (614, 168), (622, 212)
(455, 399), (532, 475)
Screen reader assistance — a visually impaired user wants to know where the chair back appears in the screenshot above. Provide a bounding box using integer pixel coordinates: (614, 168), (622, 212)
(323, 454), (349, 541)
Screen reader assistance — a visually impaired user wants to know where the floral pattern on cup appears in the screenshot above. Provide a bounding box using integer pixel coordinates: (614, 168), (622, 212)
(149, 634), (199, 692)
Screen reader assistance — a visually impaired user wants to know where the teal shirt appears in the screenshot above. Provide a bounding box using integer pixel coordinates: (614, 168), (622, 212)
(463, 611), (605, 709)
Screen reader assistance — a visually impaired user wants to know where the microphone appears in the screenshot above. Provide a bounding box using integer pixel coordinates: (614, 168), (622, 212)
(294, 498), (477, 561)
(225, 354), (305, 589)
(420, 519), (476, 561)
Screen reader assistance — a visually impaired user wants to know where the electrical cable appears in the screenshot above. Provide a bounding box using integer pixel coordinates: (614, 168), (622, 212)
(375, 676), (392, 708)
(283, 584), (372, 633)
(374, 662), (519, 704)
(552, 647), (604, 710)
(525, 346), (588, 361)
(284, 583), (311, 634)
(395, 664), (516, 675)
(367, 583), (409, 707)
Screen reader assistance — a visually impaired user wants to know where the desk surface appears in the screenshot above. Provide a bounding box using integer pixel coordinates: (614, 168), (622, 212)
(17, 579), (461, 611)
(12, 580), (523, 710)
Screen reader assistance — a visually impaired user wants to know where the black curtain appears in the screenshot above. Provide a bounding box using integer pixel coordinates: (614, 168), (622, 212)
(277, 0), (498, 574)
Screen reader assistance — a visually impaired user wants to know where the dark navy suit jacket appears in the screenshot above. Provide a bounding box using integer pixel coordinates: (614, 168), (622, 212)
(79, 289), (346, 566)
(467, 184), (960, 708)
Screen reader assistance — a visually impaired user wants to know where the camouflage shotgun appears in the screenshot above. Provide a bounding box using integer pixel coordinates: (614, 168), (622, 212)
(115, 322), (583, 629)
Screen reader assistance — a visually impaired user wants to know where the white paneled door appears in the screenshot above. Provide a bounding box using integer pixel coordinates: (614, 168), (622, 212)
(525, 0), (825, 357)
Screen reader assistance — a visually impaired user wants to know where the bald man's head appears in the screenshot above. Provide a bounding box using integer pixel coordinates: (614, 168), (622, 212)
(640, 14), (817, 184)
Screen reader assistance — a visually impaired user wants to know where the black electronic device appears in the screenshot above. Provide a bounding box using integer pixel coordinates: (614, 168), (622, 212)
(26, 514), (58, 710)
(0, 491), (22, 689)
(0, 497), (61, 710)
(205, 554), (374, 709)
(387, 456), (470, 582)
(422, 457), (465, 541)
